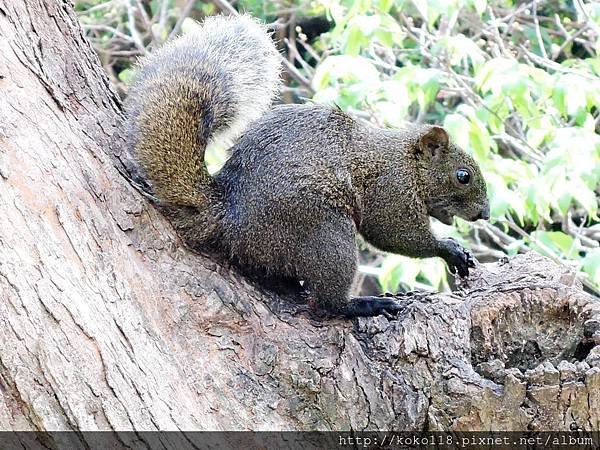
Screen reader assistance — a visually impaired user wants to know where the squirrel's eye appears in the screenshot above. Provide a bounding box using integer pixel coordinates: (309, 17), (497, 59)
(456, 168), (470, 185)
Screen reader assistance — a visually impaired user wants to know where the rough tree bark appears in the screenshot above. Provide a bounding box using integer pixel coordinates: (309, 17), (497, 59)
(0, 0), (599, 438)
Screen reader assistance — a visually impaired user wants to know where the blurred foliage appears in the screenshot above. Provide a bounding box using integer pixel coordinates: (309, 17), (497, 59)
(76, 0), (600, 296)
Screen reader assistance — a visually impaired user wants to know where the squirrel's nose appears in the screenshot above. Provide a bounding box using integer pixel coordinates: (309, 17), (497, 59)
(478, 201), (490, 220)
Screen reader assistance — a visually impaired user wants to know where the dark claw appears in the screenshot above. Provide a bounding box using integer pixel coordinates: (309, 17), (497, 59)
(442, 238), (476, 278)
(345, 296), (405, 317)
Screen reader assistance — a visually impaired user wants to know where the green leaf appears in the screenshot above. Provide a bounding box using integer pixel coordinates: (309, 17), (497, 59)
(118, 68), (134, 84)
(582, 250), (600, 286)
(418, 258), (446, 289)
(475, 58), (518, 94)
(378, 255), (419, 292)
(469, 121), (491, 159)
(438, 34), (485, 69)
(443, 114), (471, 150)
(530, 231), (578, 259)
(469, 0), (487, 15)
(484, 172), (510, 220)
(345, 24), (365, 55)
(377, 0), (394, 12)
(569, 179), (598, 217)
(379, 13), (405, 46)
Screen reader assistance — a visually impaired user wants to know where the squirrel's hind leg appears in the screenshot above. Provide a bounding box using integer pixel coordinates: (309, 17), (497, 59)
(293, 221), (357, 315)
(296, 221), (404, 318)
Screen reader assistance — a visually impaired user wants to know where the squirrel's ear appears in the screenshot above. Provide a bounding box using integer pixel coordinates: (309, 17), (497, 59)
(418, 126), (449, 158)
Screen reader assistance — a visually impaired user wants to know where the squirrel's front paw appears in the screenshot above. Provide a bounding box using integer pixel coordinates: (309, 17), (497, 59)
(441, 238), (475, 278)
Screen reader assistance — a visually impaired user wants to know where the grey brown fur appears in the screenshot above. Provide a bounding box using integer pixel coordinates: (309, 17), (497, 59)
(125, 15), (490, 317)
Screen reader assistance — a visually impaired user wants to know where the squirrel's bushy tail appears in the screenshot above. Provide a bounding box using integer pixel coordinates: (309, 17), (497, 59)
(125, 15), (281, 243)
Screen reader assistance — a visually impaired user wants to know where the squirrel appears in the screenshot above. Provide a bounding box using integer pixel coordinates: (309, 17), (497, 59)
(124, 14), (490, 317)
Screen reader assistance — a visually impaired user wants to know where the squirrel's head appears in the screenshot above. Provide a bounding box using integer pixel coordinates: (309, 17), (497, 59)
(416, 126), (489, 225)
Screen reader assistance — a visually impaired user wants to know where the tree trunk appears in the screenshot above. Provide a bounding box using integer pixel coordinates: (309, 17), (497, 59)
(0, 0), (599, 436)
